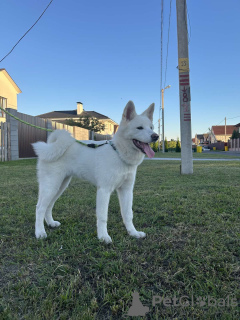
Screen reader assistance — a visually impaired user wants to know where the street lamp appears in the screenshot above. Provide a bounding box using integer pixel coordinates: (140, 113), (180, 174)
(162, 85), (171, 153)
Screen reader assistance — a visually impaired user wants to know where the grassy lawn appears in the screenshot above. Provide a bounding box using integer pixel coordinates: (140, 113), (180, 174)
(153, 151), (240, 159)
(0, 159), (239, 319)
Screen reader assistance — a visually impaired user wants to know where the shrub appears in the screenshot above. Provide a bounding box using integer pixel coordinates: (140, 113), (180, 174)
(150, 141), (159, 152)
(231, 130), (239, 139)
(164, 138), (168, 152)
(176, 138), (181, 152)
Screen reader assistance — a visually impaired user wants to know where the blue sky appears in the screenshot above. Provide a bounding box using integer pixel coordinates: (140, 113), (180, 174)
(1, 0), (240, 140)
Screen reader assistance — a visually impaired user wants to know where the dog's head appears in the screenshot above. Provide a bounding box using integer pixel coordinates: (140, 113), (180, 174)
(118, 101), (159, 158)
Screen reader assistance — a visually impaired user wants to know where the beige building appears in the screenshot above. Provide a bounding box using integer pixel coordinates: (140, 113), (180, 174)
(38, 102), (119, 135)
(210, 125), (238, 143)
(0, 69), (21, 122)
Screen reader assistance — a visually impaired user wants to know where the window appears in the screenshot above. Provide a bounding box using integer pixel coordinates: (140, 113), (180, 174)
(0, 97), (7, 118)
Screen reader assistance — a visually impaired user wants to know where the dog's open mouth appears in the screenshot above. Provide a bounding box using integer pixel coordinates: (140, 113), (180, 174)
(132, 139), (155, 158)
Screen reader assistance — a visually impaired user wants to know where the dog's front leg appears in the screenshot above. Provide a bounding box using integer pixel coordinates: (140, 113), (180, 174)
(117, 183), (146, 239)
(96, 188), (112, 244)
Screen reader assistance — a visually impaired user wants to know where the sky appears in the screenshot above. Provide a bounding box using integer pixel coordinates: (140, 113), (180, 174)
(1, 0), (240, 140)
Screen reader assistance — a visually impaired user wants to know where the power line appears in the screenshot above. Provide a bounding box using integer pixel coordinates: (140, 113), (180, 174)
(202, 116), (240, 135)
(215, 115), (240, 125)
(158, 0), (164, 150)
(0, 0), (54, 63)
(227, 115), (240, 120)
(216, 118), (225, 126)
(164, 0), (172, 89)
(160, 0), (164, 95)
(159, 1), (164, 126)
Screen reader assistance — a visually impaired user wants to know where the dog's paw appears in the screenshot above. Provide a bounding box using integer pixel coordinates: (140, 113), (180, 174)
(98, 234), (112, 244)
(35, 231), (47, 239)
(48, 221), (61, 228)
(129, 230), (146, 239)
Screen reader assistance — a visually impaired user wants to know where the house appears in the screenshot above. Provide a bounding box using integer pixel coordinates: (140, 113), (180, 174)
(209, 125), (238, 143)
(0, 69), (21, 122)
(193, 133), (209, 145)
(38, 102), (119, 135)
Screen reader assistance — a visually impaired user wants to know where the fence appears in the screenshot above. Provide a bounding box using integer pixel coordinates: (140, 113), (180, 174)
(94, 132), (113, 141)
(208, 142), (225, 151)
(1, 108), (115, 161)
(3, 108), (90, 160)
(17, 112), (49, 158)
(229, 138), (240, 152)
(0, 122), (11, 161)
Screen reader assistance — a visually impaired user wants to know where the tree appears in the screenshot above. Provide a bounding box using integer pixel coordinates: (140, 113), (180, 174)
(231, 129), (239, 139)
(164, 137), (168, 152)
(66, 116), (105, 133)
(176, 138), (181, 152)
(150, 141), (159, 152)
(168, 139), (177, 152)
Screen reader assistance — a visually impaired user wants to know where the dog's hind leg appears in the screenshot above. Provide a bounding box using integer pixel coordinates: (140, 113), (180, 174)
(35, 176), (66, 239)
(117, 178), (146, 239)
(96, 188), (112, 243)
(45, 176), (72, 228)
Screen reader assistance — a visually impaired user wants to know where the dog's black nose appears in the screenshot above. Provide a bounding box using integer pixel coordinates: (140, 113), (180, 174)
(151, 133), (159, 142)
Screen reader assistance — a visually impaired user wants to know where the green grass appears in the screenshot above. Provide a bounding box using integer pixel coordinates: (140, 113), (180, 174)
(0, 159), (239, 319)
(153, 151), (240, 159)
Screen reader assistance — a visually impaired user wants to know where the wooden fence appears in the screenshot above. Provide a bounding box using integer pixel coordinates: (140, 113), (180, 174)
(18, 112), (49, 158)
(0, 122), (11, 161)
(94, 132), (113, 141)
(3, 108), (90, 160)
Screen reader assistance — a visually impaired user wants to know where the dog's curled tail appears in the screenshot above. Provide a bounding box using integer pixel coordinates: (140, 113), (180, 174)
(32, 130), (75, 162)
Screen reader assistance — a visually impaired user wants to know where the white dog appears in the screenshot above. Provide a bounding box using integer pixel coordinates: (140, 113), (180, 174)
(32, 101), (158, 243)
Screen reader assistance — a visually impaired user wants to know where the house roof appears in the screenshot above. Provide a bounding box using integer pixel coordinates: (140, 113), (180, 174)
(38, 109), (117, 123)
(0, 69), (22, 93)
(212, 125), (237, 135)
(38, 110), (78, 119)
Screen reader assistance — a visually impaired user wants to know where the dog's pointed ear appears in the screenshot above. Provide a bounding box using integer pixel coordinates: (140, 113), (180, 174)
(141, 103), (155, 122)
(122, 101), (137, 121)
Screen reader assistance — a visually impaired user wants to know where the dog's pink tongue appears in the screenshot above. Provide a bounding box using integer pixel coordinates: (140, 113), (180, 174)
(143, 143), (155, 158)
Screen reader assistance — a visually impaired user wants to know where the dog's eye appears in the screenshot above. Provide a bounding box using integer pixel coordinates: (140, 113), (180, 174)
(137, 126), (143, 130)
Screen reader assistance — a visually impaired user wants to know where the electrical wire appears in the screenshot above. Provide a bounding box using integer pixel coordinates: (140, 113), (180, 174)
(202, 116), (240, 136)
(164, 0), (172, 89)
(216, 118), (225, 126)
(158, 0), (164, 140)
(160, 0), (164, 98)
(227, 116), (240, 120)
(0, 0), (54, 63)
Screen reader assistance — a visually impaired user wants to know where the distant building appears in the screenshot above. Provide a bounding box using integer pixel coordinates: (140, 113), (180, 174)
(38, 102), (119, 135)
(209, 125), (238, 143)
(194, 133), (209, 145)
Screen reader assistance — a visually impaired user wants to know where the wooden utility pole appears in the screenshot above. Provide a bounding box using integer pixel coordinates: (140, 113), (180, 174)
(162, 89), (165, 153)
(158, 118), (161, 151)
(161, 85), (170, 153)
(225, 117), (227, 142)
(176, 0), (193, 174)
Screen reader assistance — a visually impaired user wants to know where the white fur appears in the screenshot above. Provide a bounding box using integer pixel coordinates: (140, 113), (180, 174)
(32, 101), (157, 243)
